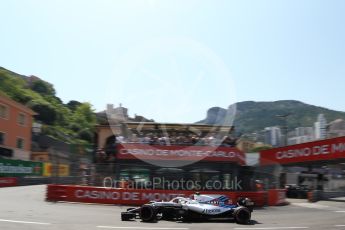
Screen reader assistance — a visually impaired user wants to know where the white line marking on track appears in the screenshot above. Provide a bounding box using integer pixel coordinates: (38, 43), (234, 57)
(291, 203), (330, 210)
(334, 211), (345, 213)
(335, 225), (345, 227)
(234, 227), (309, 230)
(97, 227), (189, 230)
(0, 219), (51, 225)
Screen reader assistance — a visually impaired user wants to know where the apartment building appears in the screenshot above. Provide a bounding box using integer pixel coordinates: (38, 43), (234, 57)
(0, 94), (36, 160)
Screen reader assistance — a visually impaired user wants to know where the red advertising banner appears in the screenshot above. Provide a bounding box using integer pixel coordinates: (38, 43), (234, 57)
(260, 136), (345, 166)
(0, 177), (18, 187)
(46, 184), (267, 206)
(116, 144), (245, 165)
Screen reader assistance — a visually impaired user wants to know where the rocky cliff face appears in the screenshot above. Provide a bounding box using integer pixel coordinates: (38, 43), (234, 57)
(197, 100), (345, 134)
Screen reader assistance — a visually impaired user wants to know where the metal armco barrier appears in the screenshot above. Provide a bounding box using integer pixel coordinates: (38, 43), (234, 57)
(307, 190), (345, 202)
(19, 176), (81, 186)
(46, 184), (285, 206)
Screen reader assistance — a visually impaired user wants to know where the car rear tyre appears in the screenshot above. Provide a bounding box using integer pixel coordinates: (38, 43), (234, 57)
(234, 207), (251, 225)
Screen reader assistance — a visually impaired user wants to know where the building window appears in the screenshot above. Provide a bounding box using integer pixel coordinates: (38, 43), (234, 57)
(0, 104), (8, 119)
(18, 113), (26, 126)
(0, 132), (5, 145)
(16, 138), (24, 149)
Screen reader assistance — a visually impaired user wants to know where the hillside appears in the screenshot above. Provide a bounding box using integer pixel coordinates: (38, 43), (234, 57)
(197, 100), (345, 134)
(3, 65), (345, 142)
(0, 67), (96, 144)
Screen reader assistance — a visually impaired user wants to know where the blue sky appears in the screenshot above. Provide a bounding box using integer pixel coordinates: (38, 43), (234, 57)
(0, 0), (344, 123)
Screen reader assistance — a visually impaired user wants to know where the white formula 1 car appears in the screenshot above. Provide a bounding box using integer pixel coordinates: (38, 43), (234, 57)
(121, 193), (254, 224)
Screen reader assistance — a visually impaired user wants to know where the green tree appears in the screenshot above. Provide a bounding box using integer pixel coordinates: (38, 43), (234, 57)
(67, 100), (82, 112)
(0, 67), (98, 145)
(28, 100), (57, 125)
(30, 79), (56, 96)
(78, 128), (94, 142)
(73, 103), (96, 126)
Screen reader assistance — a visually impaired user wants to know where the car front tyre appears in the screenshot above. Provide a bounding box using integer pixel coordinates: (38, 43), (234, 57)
(140, 205), (158, 222)
(121, 212), (135, 221)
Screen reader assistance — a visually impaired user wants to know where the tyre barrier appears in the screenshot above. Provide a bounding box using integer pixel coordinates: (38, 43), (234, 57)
(307, 190), (321, 203)
(268, 189), (287, 206)
(46, 184), (286, 206)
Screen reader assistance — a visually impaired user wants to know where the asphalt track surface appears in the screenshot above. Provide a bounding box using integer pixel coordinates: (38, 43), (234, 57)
(0, 185), (345, 230)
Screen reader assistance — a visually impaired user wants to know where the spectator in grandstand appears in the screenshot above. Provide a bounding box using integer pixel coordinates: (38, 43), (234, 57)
(129, 134), (139, 143)
(191, 135), (199, 145)
(220, 135), (237, 147)
(183, 135), (192, 145)
(112, 132), (237, 147)
(149, 135), (159, 145)
(170, 135), (177, 145)
(117, 135), (125, 143)
(143, 134), (151, 144)
(175, 133), (185, 145)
